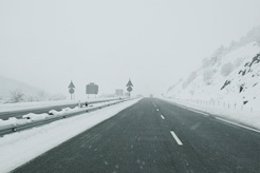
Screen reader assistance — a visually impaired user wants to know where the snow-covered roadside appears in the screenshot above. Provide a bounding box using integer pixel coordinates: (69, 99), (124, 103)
(0, 100), (122, 131)
(0, 97), (120, 113)
(162, 97), (260, 131)
(0, 98), (141, 173)
(165, 33), (260, 132)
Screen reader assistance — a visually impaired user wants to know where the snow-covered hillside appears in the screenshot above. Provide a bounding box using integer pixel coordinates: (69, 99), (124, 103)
(0, 76), (54, 103)
(166, 27), (260, 129)
(167, 42), (260, 108)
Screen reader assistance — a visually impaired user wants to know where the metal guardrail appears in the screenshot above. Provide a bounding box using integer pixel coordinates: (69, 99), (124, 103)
(0, 97), (124, 120)
(0, 98), (132, 137)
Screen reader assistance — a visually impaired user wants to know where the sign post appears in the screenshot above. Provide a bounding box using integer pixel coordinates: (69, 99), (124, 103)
(68, 81), (75, 100)
(126, 79), (133, 97)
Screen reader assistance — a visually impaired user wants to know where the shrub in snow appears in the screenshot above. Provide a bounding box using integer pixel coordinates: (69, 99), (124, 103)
(203, 69), (215, 85)
(221, 63), (234, 77)
(220, 80), (231, 90)
(9, 90), (24, 103)
(239, 84), (245, 93)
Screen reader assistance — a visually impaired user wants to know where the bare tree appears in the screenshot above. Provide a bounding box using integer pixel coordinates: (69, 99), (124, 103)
(9, 90), (24, 103)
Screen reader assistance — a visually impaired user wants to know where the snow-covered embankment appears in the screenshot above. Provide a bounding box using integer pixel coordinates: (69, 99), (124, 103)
(0, 98), (141, 173)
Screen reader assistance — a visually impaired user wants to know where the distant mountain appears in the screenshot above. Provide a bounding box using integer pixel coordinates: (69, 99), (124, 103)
(167, 26), (260, 108)
(0, 76), (50, 103)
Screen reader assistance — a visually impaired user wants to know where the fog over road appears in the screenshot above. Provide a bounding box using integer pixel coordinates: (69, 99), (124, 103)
(14, 98), (260, 173)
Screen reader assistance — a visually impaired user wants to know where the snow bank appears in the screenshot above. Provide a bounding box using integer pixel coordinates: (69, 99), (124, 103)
(0, 96), (120, 113)
(0, 98), (140, 173)
(166, 39), (260, 130)
(162, 97), (260, 130)
(22, 113), (50, 121)
(0, 100), (122, 132)
(167, 42), (260, 105)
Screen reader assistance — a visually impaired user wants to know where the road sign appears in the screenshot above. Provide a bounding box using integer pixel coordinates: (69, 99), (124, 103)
(69, 88), (75, 94)
(126, 79), (133, 96)
(127, 86), (132, 92)
(68, 81), (75, 100)
(126, 80), (133, 87)
(68, 81), (75, 89)
(86, 83), (99, 95)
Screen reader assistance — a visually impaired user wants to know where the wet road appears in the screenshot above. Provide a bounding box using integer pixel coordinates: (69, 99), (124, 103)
(13, 98), (260, 173)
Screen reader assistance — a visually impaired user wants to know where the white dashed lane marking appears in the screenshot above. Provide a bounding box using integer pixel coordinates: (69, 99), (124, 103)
(160, 115), (165, 120)
(170, 131), (183, 146)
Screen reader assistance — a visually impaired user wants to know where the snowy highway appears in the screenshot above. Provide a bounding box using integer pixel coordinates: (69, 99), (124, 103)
(1, 1), (260, 173)
(13, 98), (260, 173)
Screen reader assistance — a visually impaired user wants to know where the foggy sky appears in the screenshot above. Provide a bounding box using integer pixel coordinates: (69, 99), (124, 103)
(1, 0), (260, 98)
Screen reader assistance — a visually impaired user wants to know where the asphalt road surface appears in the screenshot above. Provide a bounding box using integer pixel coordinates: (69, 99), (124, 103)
(13, 98), (260, 173)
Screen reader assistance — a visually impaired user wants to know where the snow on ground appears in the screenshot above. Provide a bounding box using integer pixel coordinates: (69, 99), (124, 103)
(0, 97), (120, 113)
(0, 99), (123, 131)
(0, 98), (140, 173)
(167, 42), (260, 106)
(0, 99), (121, 131)
(166, 33), (260, 130)
(161, 97), (260, 130)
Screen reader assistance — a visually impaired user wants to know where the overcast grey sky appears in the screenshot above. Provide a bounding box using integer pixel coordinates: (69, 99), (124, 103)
(1, 0), (260, 97)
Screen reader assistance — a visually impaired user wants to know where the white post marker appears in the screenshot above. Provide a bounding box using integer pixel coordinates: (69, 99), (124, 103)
(160, 115), (165, 120)
(170, 131), (183, 146)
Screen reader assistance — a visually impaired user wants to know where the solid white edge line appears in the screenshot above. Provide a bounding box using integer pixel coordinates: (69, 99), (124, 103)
(215, 117), (260, 134)
(160, 115), (165, 119)
(164, 99), (260, 134)
(167, 101), (209, 117)
(170, 131), (183, 146)
(187, 109), (209, 116)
